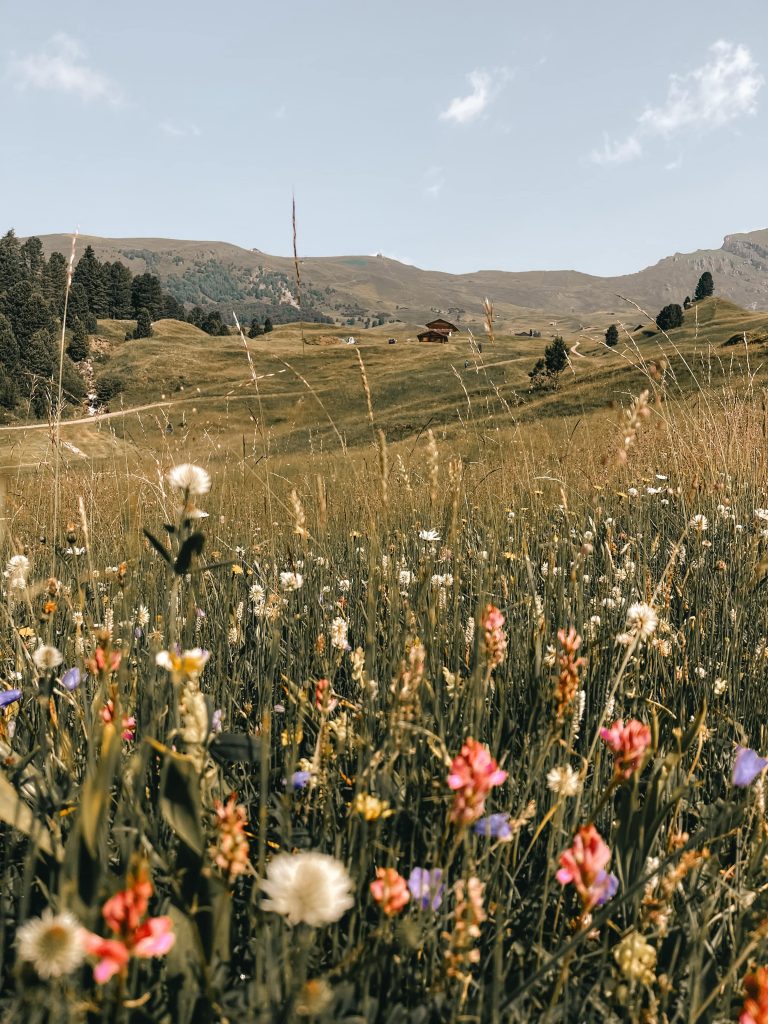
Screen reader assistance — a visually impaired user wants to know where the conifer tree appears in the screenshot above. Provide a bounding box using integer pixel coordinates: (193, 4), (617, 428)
(694, 272), (714, 301)
(605, 324), (619, 347)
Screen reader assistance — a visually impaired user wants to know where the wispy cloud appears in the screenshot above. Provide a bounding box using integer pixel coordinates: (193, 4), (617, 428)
(423, 166), (445, 199)
(160, 121), (202, 138)
(590, 40), (763, 166)
(8, 33), (122, 104)
(439, 67), (511, 125)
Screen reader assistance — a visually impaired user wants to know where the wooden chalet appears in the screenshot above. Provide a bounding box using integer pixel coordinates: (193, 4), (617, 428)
(418, 318), (459, 344)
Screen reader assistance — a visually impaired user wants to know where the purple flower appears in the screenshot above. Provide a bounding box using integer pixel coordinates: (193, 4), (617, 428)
(591, 870), (619, 907)
(60, 667), (81, 692)
(407, 867), (444, 910)
(0, 688), (21, 709)
(290, 770), (312, 790)
(733, 746), (768, 787)
(211, 708), (223, 734)
(473, 813), (512, 841)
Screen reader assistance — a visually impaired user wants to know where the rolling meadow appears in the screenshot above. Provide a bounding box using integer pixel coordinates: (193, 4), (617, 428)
(4, 290), (768, 1023)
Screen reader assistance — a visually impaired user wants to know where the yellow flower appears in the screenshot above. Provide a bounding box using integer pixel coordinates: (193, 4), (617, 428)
(155, 647), (210, 683)
(613, 931), (656, 985)
(352, 793), (393, 821)
(232, 564), (244, 575)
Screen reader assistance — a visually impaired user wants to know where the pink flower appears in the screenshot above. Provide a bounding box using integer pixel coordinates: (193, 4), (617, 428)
(101, 700), (136, 742)
(482, 604), (508, 668)
(600, 719), (651, 779)
(556, 824), (618, 911)
(447, 738), (507, 825)
(370, 868), (410, 915)
(81, 869), (175, 984)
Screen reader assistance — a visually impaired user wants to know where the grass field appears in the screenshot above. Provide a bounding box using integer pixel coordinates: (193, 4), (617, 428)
(3, 296), (768, 1021)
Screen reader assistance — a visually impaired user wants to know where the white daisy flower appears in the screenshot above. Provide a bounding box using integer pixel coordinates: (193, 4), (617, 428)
(16, 910), (84, 979)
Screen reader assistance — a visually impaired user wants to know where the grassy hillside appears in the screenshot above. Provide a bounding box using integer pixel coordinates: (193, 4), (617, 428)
(1, 296), (766, 479)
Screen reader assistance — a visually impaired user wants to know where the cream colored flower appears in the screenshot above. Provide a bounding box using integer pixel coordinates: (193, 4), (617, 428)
(330, 616), (348, 650)
(16, 910), (84, 979)
(260, 852), (354, 926)
(625, 602), (658, 641)
(166, 463), (211, 496)
(280, 571), (303, 592)
(352, 793), (393, 821)
(156, 647), (210, 683)
(546, 765), (582, 797)
(613, 930), (656, 985)
(32, 645), (63, 673)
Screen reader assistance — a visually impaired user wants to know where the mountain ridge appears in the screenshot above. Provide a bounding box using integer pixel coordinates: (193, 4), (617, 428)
(29, 229), (768, 324)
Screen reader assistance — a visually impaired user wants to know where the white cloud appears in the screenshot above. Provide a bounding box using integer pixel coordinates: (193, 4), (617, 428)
(160, 121), (202, 138)
(8, 33), (122, 103)
(591, 40), (763, 166)
(423, 166), (445, 199)
(440, 70), (492, 124)
(590, 134), (643, 165)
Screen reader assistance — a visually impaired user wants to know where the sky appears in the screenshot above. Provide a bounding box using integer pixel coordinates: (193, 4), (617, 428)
(1, 0), (767, 276)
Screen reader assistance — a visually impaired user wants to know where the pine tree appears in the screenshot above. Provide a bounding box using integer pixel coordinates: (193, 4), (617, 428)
(605, 324), (619, 347)
(0, 313), (20, 370)
(248, 318), (263, 338)
(67, 318), (90, 361)
(263, 317), (273, 334)
(25, 328), (56, 379)
(655, 304), (684, 331)
(134, 308), (153, 339)
(0, 230), (24, 293)
(106, 261), (134, 318)
(694, 272), (714, 301)
(20, 237), (45, 284)
(0, 363), (17, 410)
(131, 274), (164, 319)
(73, 245), (108, 317)
(44, 252), (68, 315)
(544, 336), (569, 376)
(0, 282), (55, 343)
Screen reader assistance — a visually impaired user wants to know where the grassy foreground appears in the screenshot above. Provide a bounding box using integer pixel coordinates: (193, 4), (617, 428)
(4, 326), (768, 1022)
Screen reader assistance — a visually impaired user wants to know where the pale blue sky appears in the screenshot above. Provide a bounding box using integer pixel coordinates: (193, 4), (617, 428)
(1, 0), (766, 275)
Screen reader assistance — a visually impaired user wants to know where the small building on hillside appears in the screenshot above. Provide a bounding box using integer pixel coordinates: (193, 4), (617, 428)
(418, 318), (459, 343)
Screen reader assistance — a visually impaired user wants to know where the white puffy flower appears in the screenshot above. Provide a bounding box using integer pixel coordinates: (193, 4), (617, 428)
(5, 554), (30, 589)
(398, 569), (413, 590)
(32, 645), (63, 672)
(714, 678), (727, 696)
(337, 579), (351, 593)
(330, 616), (349, 650)
(280, 571), (303, 592)
(260, 852), (354, 926)
(16, 910), (84, 979)
(689, 514), (708, 532)
(546, 765), (582, 797)
(625, 602), (658, 641)
(166, 463), (211, 496)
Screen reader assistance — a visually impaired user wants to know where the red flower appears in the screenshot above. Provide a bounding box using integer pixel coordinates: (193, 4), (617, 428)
(741, 967), (768, 1024)
(556, 824), (617, 910)
(370, 868), (410, 915)
(447, 738), (507, 825)
(600, 719), (651, 779)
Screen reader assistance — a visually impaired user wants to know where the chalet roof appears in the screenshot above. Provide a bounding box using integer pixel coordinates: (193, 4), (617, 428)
(425, 318), (459, 332)
(417, 329), (450, 341)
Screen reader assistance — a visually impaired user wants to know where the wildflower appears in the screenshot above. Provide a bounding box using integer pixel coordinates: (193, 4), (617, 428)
(59, 667), (81, 692)
(714, 677), (727, 696)
(260, 852), (354, 926)
(614, 931), (656, 985)
(419, 529), (440, 542)
(330, 616), (349, 651)
(481, 604), (507, 669)
(398, 568), (413, 590)
(407, 867), (444, 910)
(600, 719), (651, 779)
(445, 877), (486, 979)
(0, 688), (21, 709)
(32, 645), (63, 673)
(86, 646), (121, 675)
(166, 463), (211, 496)
(295, 978), (334, 1017)
(370, 868), (410, 915)
(447, 737), (507, 825)
(81, 869), (175, 984)
(211, 794), (250, 881)
(314, 677), (337, 712)
(625, 602), (658, 641)
(280, 571), (303, 592)
(101, 700), (136, 742)
(473, 813), (512, 840)
(546, 764), (582, 797)
(556, 824), (618, 912)
(689, 513), (708, 531)
(290, 770), (312, 790)
(352, 793), (393, 820)
(733, 746), (768, 787)
(5, 554), (30, 590)
(741, 967), (768, 1024)
(155, 647), (210, 683)
(16, 909), (84, 979)
(554, 628), (585, 721)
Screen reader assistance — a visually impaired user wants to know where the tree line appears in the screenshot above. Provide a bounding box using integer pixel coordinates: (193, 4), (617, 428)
(602, 271), (715, 348)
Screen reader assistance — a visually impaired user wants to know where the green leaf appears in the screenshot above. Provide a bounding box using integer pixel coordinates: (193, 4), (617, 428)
(174, 533), (205, 575)
(160, 747), (205, 856)
(80, 722), (121, 858)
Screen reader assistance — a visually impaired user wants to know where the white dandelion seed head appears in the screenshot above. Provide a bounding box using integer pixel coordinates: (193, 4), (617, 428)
(32, 645), (63, 672)
(260, 852), (354, 926)
(546, 765), (582, 797)
(166, 463), (211, 496)
(626, 602), (658, 641)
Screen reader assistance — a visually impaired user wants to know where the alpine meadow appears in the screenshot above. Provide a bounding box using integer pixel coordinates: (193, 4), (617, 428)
(5, 4), (768, 1023)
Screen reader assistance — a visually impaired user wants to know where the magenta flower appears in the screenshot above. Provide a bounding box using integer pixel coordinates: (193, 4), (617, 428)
(557, 824), (618, 911)
(600, 718), (651, 779)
